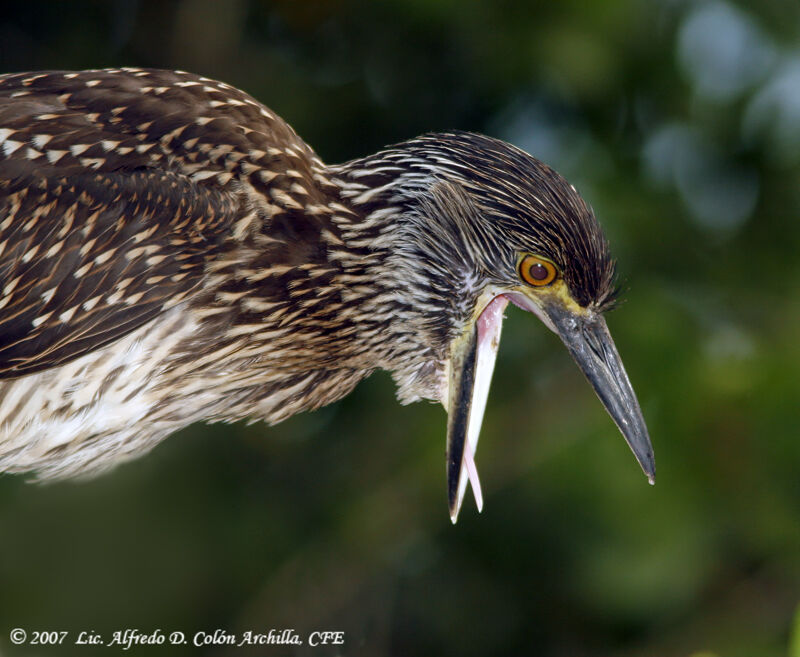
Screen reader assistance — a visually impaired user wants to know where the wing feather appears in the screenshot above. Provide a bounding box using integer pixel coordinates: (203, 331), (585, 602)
(0, 168), (237, 377)
(0, 70), (249, 378)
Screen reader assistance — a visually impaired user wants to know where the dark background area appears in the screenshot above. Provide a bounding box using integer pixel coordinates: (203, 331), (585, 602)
(1, 1), (799, 655)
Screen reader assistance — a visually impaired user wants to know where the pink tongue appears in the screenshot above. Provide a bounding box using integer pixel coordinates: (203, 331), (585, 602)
(464, 448), (483, 511)
(461, 294), (509, 513)
(477, 294), (508, 344)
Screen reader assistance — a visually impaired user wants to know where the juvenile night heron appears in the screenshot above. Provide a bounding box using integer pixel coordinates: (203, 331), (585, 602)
(0, 68), (654, 521)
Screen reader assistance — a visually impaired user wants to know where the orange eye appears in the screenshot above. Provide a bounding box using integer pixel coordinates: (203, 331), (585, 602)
(519, 255), (558, 287)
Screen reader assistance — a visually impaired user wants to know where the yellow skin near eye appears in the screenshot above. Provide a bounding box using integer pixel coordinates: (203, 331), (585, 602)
(519, 255), (558, 287)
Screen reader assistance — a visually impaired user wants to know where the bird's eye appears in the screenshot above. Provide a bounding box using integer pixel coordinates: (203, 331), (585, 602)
(518, 255), (558, 287)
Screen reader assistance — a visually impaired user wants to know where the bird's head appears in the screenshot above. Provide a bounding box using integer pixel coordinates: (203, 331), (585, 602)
(336, 132), (654, 522)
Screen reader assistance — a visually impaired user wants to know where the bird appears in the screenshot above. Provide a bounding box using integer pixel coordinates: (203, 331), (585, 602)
(0, 68), (654, 522)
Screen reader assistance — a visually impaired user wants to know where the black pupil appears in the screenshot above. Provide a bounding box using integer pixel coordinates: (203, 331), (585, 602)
(530, 263), (548, 280)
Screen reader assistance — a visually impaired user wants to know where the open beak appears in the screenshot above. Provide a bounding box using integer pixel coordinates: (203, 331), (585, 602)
(445, 291), (654, 524)
(446, 294), (508, 523)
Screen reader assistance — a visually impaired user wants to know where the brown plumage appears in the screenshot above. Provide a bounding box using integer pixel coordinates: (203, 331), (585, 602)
(0, 69), (651, 512)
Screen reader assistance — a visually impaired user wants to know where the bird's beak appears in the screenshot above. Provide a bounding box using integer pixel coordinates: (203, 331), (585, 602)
(508, 289), (655, 487)
(446, 293), (508, 523)
(445, 287), (655, 524)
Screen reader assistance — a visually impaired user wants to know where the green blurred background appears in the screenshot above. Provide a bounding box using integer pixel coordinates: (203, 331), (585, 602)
(1, 1), (799, 655)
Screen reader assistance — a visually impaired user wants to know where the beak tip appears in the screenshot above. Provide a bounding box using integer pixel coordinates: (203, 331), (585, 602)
(641, 454), (656, 485)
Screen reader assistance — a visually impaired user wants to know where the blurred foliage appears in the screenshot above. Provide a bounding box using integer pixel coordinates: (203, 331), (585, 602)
(1, 0), (800, 656)
(791, 604), (800, 657)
